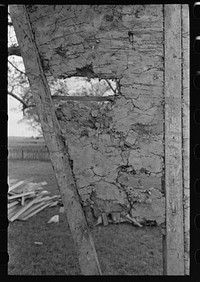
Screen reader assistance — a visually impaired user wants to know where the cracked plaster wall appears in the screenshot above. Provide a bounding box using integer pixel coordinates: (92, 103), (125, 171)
(27, 5), (165, 225)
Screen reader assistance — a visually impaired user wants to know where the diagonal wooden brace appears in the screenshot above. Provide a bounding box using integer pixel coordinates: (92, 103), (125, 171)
(10, 5), (102, 275)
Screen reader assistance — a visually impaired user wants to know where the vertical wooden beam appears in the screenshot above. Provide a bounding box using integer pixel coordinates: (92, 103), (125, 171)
(163, 4), (185, 275)
(10, 5), (102, 275)
(181, 4), (190, 275)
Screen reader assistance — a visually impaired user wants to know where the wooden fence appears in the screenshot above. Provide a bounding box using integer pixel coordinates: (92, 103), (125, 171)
(8, 146), (50, 160)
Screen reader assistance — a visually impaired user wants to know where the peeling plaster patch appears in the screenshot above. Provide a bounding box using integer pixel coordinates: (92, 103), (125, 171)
(114, 118), (137, 134)
(140, 140), (163, 158)
(128, 148), (162, 174)
(130, 187), (165, 225)
(90, 181), (130, 216)
(117, 172), (162, 190)
(93, 175), (102, 182)
(92, 166), (106, 177)
(93, 181), (126, 203)
(128, 150), (142, 169)
(125, 131), (138, 145)
(100, 133), (111, 142)
(141, 155), (162, 174)
(76, 169), (94, 188)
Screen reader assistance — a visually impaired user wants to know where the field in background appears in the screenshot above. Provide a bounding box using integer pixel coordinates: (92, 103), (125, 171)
(8, 159), (163, 275)
(8, 136), (45, 147)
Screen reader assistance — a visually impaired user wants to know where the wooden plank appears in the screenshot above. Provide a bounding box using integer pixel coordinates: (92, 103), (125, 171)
(17, 201), (51, 220)
(95, 215), (102, 226)
(9, 177), (34, 192)
(10, 5), (102, 275)
(181, 4), (190, 275)
(29, 195), (60, 204)
(21, 95), (116, 109)
(21, 196), (25, 206)
(8, 191), (35, 200)
(52, 95), (115, 102)
(38, 181), (47, 186)
(22, 194), (36, 201)
(8, 205), (22, 220)
(34, 196), (51, 202)
(48, 201), (58, 207)
(21, 202), (51, 221)
(8, 179), (19, 185)
(9, 197), (39, 222)
(163, 4), (185, 275)
(125, 214), (142, 227)
(8, 200), (19, 209)
(26, 183), (43, 191)
(9, 180), (24, 191)
(26, 181), (47, 192)
(102, 213), (108, 226)
(8, 203), (20, 214)
(111, 212), (121, 223)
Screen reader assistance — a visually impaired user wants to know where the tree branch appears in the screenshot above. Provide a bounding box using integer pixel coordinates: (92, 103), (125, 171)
(8, 60), (26, 75)
(8, 91), (35, 110)
(8, 45), (21, 57)
(105, 79), (117, 95)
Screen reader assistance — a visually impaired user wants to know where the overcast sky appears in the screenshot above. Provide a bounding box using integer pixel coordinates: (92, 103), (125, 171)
(8, 95), (38, 137)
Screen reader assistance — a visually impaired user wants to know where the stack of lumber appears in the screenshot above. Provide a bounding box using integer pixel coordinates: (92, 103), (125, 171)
(8, 178), (61, 222)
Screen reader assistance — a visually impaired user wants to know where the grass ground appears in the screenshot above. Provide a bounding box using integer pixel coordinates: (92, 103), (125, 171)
(8, 160), (163, 275)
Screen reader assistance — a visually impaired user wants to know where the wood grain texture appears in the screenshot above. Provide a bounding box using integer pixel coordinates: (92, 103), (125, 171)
(163, 4), (185, 275)
(10, 5), (102, 275)
(181, 4), (190, 276)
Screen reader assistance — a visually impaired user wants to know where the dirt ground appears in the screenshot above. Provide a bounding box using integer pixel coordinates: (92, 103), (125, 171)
(8, 160), (163, 275)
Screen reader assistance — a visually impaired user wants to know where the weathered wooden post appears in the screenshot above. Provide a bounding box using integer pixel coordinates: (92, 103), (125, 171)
(163, 4), (189, 275)
(181, 5), (190, 275)
(10, 5), (102, 275)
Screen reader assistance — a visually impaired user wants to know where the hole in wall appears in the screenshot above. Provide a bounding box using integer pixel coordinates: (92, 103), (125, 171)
(48, 76), (118, 104)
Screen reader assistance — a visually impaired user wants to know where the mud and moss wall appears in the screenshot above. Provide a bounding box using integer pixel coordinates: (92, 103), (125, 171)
(27, 5), (165, 225)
